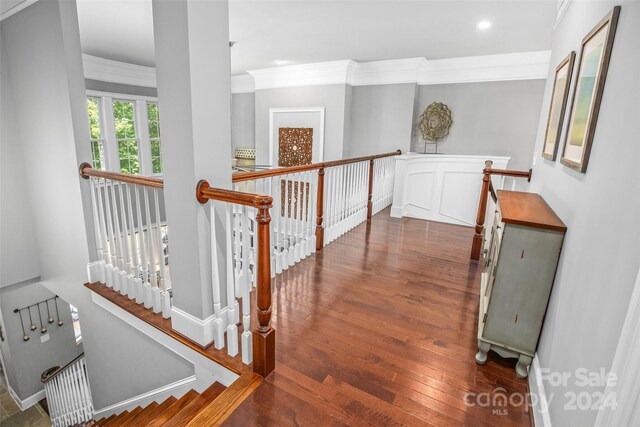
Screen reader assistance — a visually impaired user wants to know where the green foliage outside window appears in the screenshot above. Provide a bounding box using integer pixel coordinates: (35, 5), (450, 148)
(113, 100), (139, 174)
(148, 102), (162, 174)
(87, 98), (104, 169)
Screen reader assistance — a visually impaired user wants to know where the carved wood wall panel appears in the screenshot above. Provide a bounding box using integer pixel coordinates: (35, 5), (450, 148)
(278, 128), (313, 167)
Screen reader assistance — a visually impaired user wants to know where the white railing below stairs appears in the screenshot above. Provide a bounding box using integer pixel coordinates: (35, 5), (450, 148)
(42, 354), (93, 427)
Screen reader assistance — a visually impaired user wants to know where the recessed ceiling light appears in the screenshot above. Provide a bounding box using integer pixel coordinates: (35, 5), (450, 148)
(477, 20), (492, 30)
(273, 59), (290, 66)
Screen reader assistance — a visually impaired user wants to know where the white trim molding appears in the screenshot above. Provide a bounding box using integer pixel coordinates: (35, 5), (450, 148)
(83, 54), (157, 88)
(351, 58), (426, 86)
(555, 0), (573, 29)
(249, 60), (356, 90)
(595, 266), (640, 427)
(7, 385), (46, 411)
(268, 107), (326, 166)
(93, 375), (196, 418)
(528, 355), (552, 427)
(1, 0), (38, 21)
(417, 51), (552, 85)
(170, 306), (217, 347)
(231, 74), (255, 94)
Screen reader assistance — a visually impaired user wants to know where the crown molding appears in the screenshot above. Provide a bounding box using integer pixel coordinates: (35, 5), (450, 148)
(417, 51), (551, 85)
(248, 60), (356, 90)
(351, 58), (426, 86)
(1, 0), (38, 21)
(231, 74), (255, 94)
(81, 50), (550, 94)
(83, 54), (157, 88)
(555, 0), (573, 29)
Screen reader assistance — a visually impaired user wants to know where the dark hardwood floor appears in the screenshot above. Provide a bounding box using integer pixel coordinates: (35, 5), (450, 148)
(224, 209), (533, 426)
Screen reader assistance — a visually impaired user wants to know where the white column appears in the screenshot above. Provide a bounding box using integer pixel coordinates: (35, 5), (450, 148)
(152, 0), (233, 346)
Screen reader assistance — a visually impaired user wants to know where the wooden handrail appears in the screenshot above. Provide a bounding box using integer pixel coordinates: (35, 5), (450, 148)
(41, 353), (84, 383)
(195, 180), (272, 208)
(232, 150), (401, 183)
(79, 163), (164, 189)
(195, 179), (275, 377)
(470, 160), (532, 260)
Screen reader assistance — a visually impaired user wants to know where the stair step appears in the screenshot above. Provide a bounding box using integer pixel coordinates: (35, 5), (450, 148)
(103, 406), (142, 427)
(119, 401), (159, 427)
(94, 414), (115, 426)
(185, 372), (262, 427)
(122, 396), (177, 427)
(147, 390), (199, 427)
(161, 383), (227, 427)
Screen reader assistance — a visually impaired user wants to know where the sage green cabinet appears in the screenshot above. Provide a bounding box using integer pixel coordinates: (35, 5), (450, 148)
(476, 191), (566, 378)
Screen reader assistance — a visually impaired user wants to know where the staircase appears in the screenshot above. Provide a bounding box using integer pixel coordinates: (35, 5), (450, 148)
(80, 380), (236, 426)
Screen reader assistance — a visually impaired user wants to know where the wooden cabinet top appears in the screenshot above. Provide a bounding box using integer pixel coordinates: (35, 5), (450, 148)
(497, 190), (567, 233)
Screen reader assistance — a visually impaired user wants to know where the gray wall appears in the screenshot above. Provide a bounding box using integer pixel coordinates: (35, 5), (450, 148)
(411, 80), (546, 169)
(85, 79), (158, 98)
(231, 92), (255, 151)
(345, 83), (415, 157)
(1, 0), (195, 409)
(0, 46), (41, 288)
(0, 281), (80, 400)
(254, 84), (349, 164)
(529, 2), (640, 426)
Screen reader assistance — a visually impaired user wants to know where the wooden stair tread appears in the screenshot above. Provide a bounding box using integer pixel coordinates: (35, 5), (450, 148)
(85, 282), (249, 375)
(103, 407), (141, 427)
(186, 372), (262, 427)
(161, 383), (227, 427)
(94, 414), (115, 426)
(147, 390), (200, 427)
(123, 396), (177, 426)
(120, 401), (158, 426)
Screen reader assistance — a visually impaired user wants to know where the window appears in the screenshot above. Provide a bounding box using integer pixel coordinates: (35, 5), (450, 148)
(87, 97), (105, 169)
(113, 100), (140, 174)
(70, 305), (82, 344)
(147, 102), (162, 174)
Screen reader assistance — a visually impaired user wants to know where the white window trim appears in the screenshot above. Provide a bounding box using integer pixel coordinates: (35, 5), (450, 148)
(86, 90), (161, 176)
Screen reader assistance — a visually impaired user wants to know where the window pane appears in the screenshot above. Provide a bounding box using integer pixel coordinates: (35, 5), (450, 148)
(91, 140), (104, 170)
(152, 156), (162, 174)
(87, 98), (101, 139)
(113, 100), (136, 140)
(119, 140), (139, 174)
(147, 102), (160, 138)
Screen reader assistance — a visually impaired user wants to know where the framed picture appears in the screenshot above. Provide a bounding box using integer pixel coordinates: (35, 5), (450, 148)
(542, 52), (576, 160)
(561, 6), (620, 172)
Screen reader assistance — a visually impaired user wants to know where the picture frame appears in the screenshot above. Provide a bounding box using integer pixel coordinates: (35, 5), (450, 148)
(561, 6), (620, 173)
(542, 52), (576, 160)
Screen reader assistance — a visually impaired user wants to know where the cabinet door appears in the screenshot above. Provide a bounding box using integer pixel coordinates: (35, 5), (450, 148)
(483, 225), (564, 354)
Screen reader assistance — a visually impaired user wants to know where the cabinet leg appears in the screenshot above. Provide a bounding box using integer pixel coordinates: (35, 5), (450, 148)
(475, 340), (490, 365)
(516, 354), (532, 378)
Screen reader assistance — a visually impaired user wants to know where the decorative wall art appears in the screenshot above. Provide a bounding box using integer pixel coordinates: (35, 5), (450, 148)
(561, 6), (620, 173)
(419, 102), (453, 154)
(542, 52), (576, 160)
(278, 127), (313, 167)
(14, 296), (64, 342)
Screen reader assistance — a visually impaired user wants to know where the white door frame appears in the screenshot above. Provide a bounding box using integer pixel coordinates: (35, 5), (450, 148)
(268, 107), (325, 167)
(595, 263), (640, 426)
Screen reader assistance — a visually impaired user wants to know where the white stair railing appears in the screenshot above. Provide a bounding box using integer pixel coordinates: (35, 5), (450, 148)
(42, 354), (93, 427)
(80, 164), (172, 318)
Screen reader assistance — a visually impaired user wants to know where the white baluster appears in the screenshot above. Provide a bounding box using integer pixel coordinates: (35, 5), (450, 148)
(89, 177), (106, 283)
(134, 185), (148, 304)
(125, 184), (141, 300)
(152, 189), (163, 313)
(209, 201), (225, 349)
(143, 187), (155, 307)
(103, 180), (117, 288)
(117, 182), (132, 296)
(225, 204), (239, 356)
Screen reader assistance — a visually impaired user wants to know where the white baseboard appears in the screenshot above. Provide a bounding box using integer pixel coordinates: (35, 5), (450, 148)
(170, 306), (229, 347)
(528, 355), (552, 427)
(8, 385), (45, 411)
(93, 375), (196, 418)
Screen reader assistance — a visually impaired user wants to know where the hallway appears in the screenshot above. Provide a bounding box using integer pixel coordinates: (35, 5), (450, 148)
(225, 209), (532, 426)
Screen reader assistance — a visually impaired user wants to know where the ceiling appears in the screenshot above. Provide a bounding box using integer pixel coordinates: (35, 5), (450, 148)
(75, 0), (557, 75)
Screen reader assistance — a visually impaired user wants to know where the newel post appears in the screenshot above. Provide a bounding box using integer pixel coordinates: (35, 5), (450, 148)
(253, 196), (275, 377)
(471, 160), (493, 261)
(315, 167), (325, 251)
(367, 158), (375, 220)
